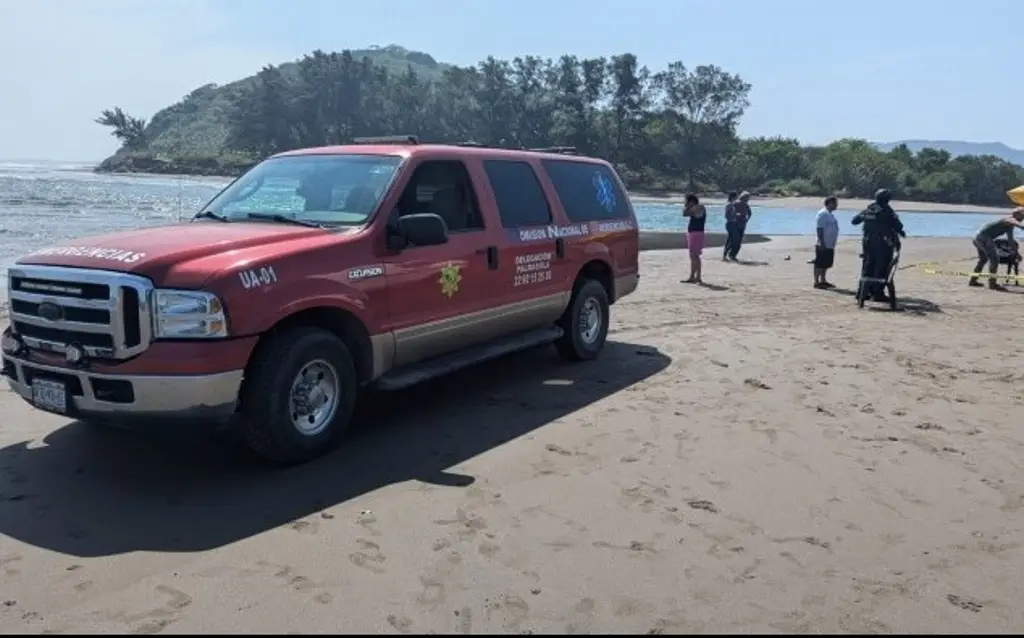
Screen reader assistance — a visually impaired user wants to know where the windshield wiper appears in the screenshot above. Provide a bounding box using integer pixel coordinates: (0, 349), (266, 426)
(193, 210), (230, 222)
(245, 213), (325, 228)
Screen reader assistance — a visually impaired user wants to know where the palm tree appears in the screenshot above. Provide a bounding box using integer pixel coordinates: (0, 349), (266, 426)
(95, 107), (148, 150)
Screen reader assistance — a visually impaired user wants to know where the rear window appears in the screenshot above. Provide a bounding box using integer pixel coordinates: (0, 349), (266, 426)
(540, 160), (631, 222)
(483, 160), (552, 228)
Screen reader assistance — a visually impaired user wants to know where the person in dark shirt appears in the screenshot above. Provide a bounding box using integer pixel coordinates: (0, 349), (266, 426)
(851, 188), (906, 301)
(969, 208), (1024, 290)
(683, 193), (707, 284)
(723, 192), (739, 261)
(729, 191), (753, 260)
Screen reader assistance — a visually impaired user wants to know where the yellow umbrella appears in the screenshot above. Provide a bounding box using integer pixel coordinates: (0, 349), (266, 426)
(1009, 185), (1024, 206)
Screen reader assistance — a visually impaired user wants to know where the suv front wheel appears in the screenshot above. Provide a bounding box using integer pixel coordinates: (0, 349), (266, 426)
(555, 278), (610, 361)
(239, 327), (358, 465)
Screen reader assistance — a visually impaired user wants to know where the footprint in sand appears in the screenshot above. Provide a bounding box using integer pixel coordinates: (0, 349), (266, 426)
(387, 614), (413, 632)
(687, 500), (718, 514)
(947, 594), (983, 613)
(349, 539), (387, 574)
(483, 594), (530, 632)
(565, 598), (596, 633)
(593, 540), (658, 555)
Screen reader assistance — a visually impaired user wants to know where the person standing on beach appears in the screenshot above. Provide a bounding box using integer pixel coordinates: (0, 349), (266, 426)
(729, 191), (753, 260)
(813, 196), (840, 289)
(969, 208), (1024, 290)
(723, 191), (739, 261)
(683, 194), (706, 284)
(852, 188), (905, 302)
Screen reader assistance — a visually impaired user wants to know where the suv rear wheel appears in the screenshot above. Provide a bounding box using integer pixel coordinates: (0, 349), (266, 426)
(239, 327), (358, 465)
(555, 278), (610, 361)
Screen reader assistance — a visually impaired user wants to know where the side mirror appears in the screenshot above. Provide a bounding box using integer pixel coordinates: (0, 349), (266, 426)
(390, 213), (449, 249)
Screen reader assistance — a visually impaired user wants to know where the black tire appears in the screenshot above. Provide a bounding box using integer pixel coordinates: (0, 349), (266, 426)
(239, 327), (358, 465)
(887, 281), (897, 311)
(555, 278), (610, 362)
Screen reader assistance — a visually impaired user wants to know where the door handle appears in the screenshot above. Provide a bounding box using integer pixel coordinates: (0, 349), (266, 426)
(476, 245), (499, 270)
(555, 238), (565, 259)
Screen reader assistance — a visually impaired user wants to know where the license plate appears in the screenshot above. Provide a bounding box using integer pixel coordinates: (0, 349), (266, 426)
(31, 378), (68, 414)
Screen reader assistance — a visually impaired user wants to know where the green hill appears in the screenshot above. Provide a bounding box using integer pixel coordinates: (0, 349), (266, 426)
(97, 44), (449, 173)
(94, 46), (1024, 207)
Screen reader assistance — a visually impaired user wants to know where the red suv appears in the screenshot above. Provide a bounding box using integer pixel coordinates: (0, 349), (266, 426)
(2, 137), (640, 464)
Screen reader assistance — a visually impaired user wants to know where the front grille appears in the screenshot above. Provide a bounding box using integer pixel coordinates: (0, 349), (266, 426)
(12, 277), (109, 300)
(122, 286), (142, 348)
(11, 322), (115, 349)
(10, 300), (110, 323)
(7, 265), (154, 361)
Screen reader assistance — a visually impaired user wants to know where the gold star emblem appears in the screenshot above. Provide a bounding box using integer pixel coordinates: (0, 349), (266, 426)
(439, 262), (462, 298)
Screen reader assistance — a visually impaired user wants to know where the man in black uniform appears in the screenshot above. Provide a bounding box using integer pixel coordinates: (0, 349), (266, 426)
(852, 188), (906, 301)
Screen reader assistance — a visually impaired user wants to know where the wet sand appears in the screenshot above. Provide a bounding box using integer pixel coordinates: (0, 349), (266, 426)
(2, 236), (1023, 633)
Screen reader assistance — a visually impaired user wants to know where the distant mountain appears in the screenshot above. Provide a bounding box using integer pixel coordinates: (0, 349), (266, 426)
(875, 140), (1024, 166)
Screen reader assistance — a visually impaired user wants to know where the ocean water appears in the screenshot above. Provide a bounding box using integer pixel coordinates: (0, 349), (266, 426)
(0, 159), (1004, 291)
(635, 202), (1002, 237)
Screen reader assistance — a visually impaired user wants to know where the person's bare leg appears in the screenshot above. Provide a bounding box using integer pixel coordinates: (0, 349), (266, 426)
(685, 254), (697, 282)
(694, 257), (703, 284)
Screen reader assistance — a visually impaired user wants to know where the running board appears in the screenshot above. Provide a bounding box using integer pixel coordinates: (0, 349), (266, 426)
(374, 326), (564, 391)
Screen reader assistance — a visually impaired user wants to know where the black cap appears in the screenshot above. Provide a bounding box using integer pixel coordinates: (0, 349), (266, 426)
(874, 188), (891, 204)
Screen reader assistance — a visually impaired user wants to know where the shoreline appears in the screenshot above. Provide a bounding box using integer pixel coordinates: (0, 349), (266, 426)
(89, 164), (1012, 216)
(629, 193), (1011, 215)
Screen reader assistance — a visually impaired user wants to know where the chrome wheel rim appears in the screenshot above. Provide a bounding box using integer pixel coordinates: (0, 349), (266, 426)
(579, 297), (603, 345)
(289, 360), (340, 436)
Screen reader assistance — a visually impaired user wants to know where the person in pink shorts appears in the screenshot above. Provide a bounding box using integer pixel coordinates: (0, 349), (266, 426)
(683, 193), (707, 284)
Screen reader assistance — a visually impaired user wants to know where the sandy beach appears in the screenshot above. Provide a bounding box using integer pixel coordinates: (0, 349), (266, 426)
(2, 235), (1024, 633)
(630, 192), (1012, 215)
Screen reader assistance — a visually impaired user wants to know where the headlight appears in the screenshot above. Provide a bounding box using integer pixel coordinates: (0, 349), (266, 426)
(1, 329), (23, 355)
(152, 290), (228, 339)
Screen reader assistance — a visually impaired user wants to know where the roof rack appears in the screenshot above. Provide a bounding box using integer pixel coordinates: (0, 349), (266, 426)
(352, 135), (419, 145)
(447, 142), (581, 154)
(527, 146), (578, 155)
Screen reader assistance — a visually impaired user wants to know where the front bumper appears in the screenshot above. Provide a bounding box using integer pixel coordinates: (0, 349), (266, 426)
(2, 354), (243, 421)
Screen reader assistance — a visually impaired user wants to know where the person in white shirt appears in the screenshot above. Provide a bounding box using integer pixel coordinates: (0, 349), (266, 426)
(814, 196), (840, 288)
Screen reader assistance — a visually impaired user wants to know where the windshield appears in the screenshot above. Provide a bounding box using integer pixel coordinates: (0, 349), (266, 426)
(202, 154), (402, 226)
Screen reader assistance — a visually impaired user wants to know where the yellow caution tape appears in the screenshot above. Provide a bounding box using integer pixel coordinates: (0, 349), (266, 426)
(918, 266), (1024, 281)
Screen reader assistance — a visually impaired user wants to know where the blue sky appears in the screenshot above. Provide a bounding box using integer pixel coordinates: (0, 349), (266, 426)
(1, 0), (1019, 160)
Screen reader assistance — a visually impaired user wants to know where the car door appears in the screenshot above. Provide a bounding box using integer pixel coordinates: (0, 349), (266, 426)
(476, 157), (570, 333)
(382, 159), (496, 368)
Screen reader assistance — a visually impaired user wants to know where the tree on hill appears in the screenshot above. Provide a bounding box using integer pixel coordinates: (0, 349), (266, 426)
(94, 47), (1024, 207)
(95, 107), (148, 150)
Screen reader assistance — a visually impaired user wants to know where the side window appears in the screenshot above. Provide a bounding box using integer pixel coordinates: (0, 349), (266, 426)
(540, 160), (630, 222)
(482, 160), (552, 228)
(396, 160), (484, 233)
